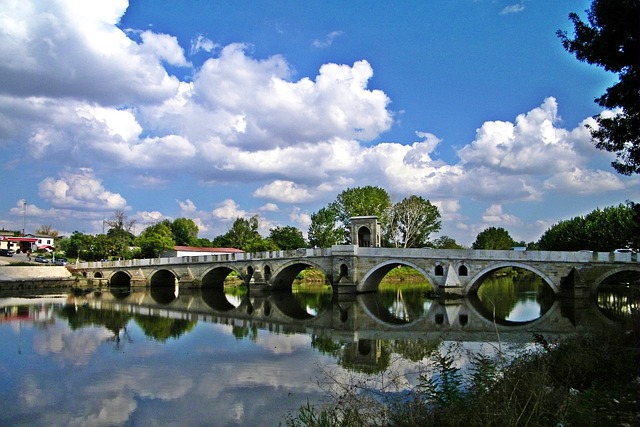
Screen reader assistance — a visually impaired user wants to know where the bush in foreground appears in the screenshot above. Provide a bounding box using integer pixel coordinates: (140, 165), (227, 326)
(285, 320), (639, 427)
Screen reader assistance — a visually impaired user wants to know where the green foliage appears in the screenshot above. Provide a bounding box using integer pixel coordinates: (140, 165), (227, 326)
(244, 237), (279, 252)
(171, 218), (199, 246)
(134, 315), (196, 342)
(331, 186), (392, 242)
(417, 345), (464, 406)
(59, 231), (92, 259)
(308, 206), (344, 248)
(269, 225), (307, 250)
(558, 0), (640, 174)
(210, 215), (278, 252)
(332, 186), (392, 224)
(472, 227), (517, 250)
(284, 401), (365, 427)
(538, 202), (638, 251)
(432, 235), (464, 249)
(135, 221), (175, 258)
(225, 216), (261, 249)
(384, 195), (441, 247)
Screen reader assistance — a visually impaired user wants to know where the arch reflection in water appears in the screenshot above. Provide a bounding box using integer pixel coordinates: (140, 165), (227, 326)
(269, 292), (332, 320)
(475, 267), (555, 324)
(596, 270), (639, 321)
(359, 290), (432, 325)
(291, 290), (333, 316)
(358, 265), (433, 323)
(201, 286), (246, 312)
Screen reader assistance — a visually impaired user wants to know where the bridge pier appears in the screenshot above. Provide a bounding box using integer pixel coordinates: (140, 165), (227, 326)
(559, 268), (591, 299)
(439, 265), (464, 296)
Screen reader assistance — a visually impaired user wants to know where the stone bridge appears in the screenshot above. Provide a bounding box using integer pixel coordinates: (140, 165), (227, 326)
(75, 246), (639, 297)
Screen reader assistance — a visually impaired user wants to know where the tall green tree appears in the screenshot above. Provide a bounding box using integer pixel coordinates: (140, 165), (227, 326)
(136, 221), (175, 258)
(60, 231), (95, 260)
(472, 227), (516, 250)
(171, 218), (199, 246)
(269, 226), (307, 250)
(538, 202), (638, 251)
(558, 0), (640, 174)
(104, 210), (136, 259)
(331, 186), (392, 240)
(212, 215), (275, 251)
(308, 207), (344, 248)
(385, 195), (441, 248)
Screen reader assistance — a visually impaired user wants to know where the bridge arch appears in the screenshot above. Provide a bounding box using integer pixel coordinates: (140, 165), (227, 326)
(357, 260), (434, 293)
(464, 262), (558, 295)
(270, 259), (330, 291)
(149, 269), (179, 287)
(109, 270), (132, 288)
(201, 265), (245, 288)
(590, 265), (640, 294)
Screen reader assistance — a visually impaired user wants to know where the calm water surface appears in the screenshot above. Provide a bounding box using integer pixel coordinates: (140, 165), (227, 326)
(0, 273), (635, 426)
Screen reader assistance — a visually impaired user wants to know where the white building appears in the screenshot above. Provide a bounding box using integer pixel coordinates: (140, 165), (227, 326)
(160, 246), (245, 258)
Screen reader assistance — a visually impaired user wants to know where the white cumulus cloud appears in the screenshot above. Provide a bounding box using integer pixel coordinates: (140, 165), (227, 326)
(38, 168), (127, 210)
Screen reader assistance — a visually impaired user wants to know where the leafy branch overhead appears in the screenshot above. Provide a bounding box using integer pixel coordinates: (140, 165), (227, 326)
(558, 0), (640, 174)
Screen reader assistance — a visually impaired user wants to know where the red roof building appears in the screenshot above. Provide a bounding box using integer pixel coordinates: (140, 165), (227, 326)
(160, 246), (245, 258)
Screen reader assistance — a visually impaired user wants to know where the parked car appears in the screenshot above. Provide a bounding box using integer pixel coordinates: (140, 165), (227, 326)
(0, 249), (14, 257)
(34, 256), (50, 263)
(54, 258), (68, 266)
(613, 248), (636, 253)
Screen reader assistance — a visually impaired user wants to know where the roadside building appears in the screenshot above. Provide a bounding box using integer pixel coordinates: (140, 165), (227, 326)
(160, 246), (245, 258)
(0, 231), (57, 254)
(28, 234), (56, 252)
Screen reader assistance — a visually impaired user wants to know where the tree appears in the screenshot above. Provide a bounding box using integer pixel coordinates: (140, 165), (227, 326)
(171, 218), (199, 246)
(36, 225), (59, 237)
(60, 231), (95, 260)
(104, 210), (136, 234)
(136, 221), (175, 258)
(331, 186), (392, 240)
(269, 226), (307, 250)
(308, 207), (344, 248)
(244, 238), (279, 253)
(432, 235), (465, 249)
(538, 202), (638, 251)
(558, 0), (640, 174)
(104, 210), (136, 259)
(384, 196), (441, 248)
(225, 216), (261, 250)
(211, 215), (275, 251)
(472, 227), (516, 250)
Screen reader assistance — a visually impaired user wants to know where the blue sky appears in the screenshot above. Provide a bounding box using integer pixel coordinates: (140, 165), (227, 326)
(0, 0), (636, 246)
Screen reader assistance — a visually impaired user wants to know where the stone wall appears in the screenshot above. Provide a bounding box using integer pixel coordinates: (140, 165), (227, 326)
(0, 266), (72, 281)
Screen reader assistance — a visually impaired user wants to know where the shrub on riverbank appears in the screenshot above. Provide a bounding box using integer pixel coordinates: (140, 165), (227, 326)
(285, 319), (639, 426)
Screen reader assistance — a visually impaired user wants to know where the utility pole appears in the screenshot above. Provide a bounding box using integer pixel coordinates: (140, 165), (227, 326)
(22, 200), (27, 236)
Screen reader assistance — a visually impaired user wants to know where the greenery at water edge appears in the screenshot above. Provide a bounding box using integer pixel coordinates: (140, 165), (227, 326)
(284, 318), (639, 427)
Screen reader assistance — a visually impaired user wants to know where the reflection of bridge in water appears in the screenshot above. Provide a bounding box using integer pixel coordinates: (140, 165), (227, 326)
(74, 288), (624, 344)
(76, 246), (639, 297)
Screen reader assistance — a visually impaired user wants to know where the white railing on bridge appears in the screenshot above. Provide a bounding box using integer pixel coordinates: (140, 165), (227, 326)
(77, 247), (332, 269)
(75, 246), (637, 270)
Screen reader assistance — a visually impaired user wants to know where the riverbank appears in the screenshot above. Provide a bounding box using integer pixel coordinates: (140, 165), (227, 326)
(0, 261), (78, 290)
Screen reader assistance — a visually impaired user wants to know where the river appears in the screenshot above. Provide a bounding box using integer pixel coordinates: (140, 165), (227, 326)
(0, 270), (635, 426)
